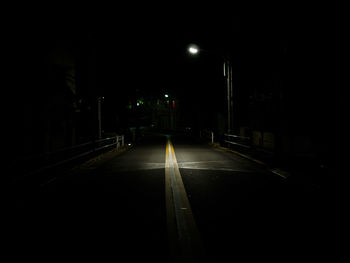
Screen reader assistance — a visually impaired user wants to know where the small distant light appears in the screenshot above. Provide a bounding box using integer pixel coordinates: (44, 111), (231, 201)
(165, 94), (169, 98)
(136, 102), (140, 106)
(128, 143), (132, 146)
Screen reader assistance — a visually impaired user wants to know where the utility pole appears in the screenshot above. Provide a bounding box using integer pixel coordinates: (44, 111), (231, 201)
(188, 44), (233, 134)
(224, 58), (233, 134)
(97, 97), (102, 139)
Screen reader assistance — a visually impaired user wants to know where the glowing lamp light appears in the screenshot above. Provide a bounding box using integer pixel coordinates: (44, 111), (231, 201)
(188, 47), (199, 54)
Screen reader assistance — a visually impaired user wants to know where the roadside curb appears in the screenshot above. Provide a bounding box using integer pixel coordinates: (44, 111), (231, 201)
(72, 145), (130, 171)
(41, 146), (131, 187)
(209, 142), (291, 179)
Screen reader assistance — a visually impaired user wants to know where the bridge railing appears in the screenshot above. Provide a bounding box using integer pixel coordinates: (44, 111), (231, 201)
(223, 133), (251, 149)
(200, 129), (214, 143)
(13, 135), (125, 177)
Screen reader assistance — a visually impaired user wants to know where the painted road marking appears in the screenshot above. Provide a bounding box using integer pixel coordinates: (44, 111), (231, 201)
(216, 146), (290, 179)
(165, 137), (203, 262)
(270, 168), (290, 179)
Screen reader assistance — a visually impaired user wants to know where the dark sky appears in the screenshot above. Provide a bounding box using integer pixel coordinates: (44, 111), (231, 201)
(93, 14), (241, 98)
(8, 8), (345, 119)
(36, 10), (339, 110)
(91, 13), (294, 108)
(3, 5), (346, 149)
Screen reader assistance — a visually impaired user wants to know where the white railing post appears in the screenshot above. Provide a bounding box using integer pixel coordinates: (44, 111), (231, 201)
(211, 132), (214, 144)
(116, 135), (119, 150)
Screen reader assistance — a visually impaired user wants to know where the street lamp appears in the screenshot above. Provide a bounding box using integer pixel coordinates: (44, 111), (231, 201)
(188, 44), (199, 55)
(187, 44), (233, 134)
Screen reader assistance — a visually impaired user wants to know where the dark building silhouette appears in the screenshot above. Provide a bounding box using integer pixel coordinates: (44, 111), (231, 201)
(5, 28), (98, 176)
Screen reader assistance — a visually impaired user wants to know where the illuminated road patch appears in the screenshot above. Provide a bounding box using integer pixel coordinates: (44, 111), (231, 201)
(165, 137), (204, 262)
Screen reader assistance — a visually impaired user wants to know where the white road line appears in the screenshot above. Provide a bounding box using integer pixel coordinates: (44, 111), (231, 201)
(177, 166), (252, 172)
(270, 168), (290, 179)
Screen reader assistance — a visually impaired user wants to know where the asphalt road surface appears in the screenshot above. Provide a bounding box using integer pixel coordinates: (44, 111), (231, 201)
(5, 133), (342, 262)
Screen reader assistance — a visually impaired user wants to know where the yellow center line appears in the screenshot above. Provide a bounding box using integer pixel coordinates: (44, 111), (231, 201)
(165, 137), (203, 262)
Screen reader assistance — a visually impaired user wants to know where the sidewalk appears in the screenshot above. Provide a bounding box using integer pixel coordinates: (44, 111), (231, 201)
(210, 141), (332, 189)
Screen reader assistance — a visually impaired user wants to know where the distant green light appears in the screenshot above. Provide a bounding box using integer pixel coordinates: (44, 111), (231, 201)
(137, 99), (144, 106)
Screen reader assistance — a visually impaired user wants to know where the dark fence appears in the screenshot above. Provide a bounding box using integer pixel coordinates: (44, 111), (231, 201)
(200, 129), (214, 143)
(12, 135), (124, 178)
(223, 133), (251, 149)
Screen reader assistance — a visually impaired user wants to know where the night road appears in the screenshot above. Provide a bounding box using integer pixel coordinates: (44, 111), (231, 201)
(4, 11), (348, 263)
(5, 133), (341, 262)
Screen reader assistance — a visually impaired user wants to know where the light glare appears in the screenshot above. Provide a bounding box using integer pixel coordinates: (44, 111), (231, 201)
(189, 47), (198, 54)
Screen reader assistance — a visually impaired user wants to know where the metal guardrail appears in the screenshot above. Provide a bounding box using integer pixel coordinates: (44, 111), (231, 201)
(199, 131), (275, 162)
(223, 133), (251, 149)
(15, 135), (125, 177)
(200, 129), (214, 143)
(95, 135), (124, 151)
(200, 130), (251, 149)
